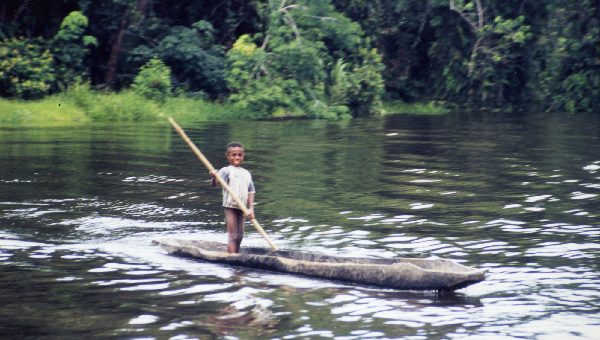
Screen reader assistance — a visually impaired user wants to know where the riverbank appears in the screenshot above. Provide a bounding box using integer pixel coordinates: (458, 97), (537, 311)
(0, 96), (89, 126)
(0, 88), (260, 126)
(382, 100), (449, 115)
(0, 89), (449, 126)
(249, 100), (450, 120)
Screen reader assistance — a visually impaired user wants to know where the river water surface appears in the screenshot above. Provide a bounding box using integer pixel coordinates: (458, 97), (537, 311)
(1, 112), (599, 339)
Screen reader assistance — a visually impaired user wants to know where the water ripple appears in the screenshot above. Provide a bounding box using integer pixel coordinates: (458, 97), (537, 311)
(2, 116), (600, 339)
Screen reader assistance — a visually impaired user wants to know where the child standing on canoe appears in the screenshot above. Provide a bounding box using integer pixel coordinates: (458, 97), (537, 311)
(210, 142), (255, 253)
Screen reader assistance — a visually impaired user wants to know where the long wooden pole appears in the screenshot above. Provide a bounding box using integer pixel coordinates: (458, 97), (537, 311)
(168, 117), (278, 251)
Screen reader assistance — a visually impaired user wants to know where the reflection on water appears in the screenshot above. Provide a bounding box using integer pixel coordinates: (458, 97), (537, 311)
(1, 113), (599, 339)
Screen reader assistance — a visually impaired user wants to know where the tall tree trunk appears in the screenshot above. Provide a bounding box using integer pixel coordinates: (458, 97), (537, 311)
(103, 0), (150, 88)
(13, 0), (31, 21)
(104, 9), (130, 89)
(411, 0), (430, 49)
(0, 2), (6, 22)
(497, 81), (504, 106)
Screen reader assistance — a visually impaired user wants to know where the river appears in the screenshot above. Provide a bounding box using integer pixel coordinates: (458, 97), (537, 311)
(1, 112), (599, 339)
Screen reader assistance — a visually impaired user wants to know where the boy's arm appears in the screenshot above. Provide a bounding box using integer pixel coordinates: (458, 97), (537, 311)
(210, 170), (218, 187)
(246, 192), (255, 220)
(210, 168), (227, 187)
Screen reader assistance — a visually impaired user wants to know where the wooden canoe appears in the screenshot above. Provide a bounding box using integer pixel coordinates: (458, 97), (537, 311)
(153, 238), (485, 291)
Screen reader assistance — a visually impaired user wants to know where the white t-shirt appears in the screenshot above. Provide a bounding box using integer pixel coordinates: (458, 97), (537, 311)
(217, 165), (255, 209)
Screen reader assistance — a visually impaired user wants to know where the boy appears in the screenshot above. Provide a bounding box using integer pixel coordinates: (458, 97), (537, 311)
(210, 142), (255, 253)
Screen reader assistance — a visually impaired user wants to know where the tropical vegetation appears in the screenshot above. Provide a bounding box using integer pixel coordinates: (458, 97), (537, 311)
(1, 0), (598, 122)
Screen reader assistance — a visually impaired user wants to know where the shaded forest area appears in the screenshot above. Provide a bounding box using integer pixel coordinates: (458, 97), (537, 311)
(1, 0), (599, 116)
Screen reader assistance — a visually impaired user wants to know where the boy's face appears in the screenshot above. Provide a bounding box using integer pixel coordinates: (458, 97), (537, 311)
(226, 146), (245, 167)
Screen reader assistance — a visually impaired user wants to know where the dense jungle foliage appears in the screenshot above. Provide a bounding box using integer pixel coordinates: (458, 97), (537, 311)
(1, 0), (599, 117)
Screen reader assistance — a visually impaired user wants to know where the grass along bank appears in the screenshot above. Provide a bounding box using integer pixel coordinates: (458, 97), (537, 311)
(0, 88), (451, 127)
(0, 86), (259, 126)
(0, 96), (88, 126)
(382, 100), (449, 115)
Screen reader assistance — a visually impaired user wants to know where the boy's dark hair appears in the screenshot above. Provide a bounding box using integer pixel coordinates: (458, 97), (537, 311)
(227, 141), (244, 150)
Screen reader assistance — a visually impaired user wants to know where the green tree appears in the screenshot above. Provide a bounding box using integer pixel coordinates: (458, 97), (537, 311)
(131, 21), (226, 98)
(338, 0), (540, 109)
(226, 0), (384, 118)
(0, 0), (80, 39)
(531, 0), (600, 113)
(79, 0), (262, 91)
(335, 0), (433, 100)
(453, 2), (531, 106)
(52, 11), (98, 90)
(78, 0), (151, 88)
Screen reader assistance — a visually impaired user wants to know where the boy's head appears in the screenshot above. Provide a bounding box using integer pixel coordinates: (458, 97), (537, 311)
(226, 141), (245, 167)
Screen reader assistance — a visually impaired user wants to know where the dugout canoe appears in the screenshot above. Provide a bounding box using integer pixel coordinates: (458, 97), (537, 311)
(153, 238), (485, 291)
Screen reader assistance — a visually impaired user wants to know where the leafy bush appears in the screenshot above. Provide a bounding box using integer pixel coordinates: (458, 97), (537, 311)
(132, 58), (172, 102)
(52, 11), (98, 90)
(0, 38), (55, 99)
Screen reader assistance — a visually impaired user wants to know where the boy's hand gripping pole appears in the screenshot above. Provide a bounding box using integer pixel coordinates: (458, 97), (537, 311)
(168, 117), (278, 251)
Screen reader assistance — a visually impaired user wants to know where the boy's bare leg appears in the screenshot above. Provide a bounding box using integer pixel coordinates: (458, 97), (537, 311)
(225, 208), (245, 253)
